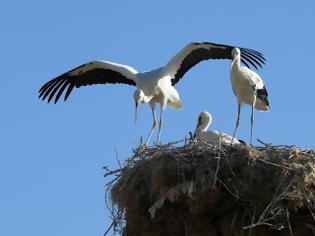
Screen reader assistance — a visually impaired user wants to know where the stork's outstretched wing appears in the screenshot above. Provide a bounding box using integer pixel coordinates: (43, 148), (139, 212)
(162, 42), (266, 86)
(39, 60), (138, 103)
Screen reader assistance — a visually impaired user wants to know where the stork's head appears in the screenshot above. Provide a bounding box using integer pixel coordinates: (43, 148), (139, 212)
(194, 111), (212, 138)
(198, 111), (212, 127)
(133, 89), (145, 122)
(231, 48), (241, 58)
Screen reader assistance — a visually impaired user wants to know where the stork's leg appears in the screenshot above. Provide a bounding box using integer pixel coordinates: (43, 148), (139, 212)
(144, 105), (157, 146)
(250, 96), (257, 146)
(231, 102), (241, 144)
(156, 104), (165, 145)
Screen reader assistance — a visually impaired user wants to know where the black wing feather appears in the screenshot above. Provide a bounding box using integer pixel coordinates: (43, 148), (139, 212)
(54, 80), (70, 103)
(240, 47), (264, 57)
(39, 63), (136, 103)
(241, 54), (259, 70)
(39, 78), (57, 94)
(240, 58), (251, 69)
(64, 83), (75, 102)
(242, 50), (266, 65)
(172, 43), (232, 85)
(47, 79), (67, 103)
(41, 78), (63, 100)
(257, 86), (269, 107)
(171, 42), (266, 86)
(172, 47), (230, 85)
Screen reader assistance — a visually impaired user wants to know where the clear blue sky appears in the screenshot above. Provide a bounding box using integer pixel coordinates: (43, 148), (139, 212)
(1, 0), (314, 235)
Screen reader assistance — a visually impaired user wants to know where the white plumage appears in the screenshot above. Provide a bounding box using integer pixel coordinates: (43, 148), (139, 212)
(39, 42), (265, 146)
(230, 48), (269, 145)
(194, 111), (243, 145)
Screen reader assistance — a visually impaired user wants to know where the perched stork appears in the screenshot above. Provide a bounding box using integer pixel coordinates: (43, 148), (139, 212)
(39, 42), (265, 146)
(230, 48), (269, 145)
(194, 111), (243, 145)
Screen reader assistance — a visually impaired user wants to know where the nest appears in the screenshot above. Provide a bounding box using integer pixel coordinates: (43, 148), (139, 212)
(104, 141), (315, 236)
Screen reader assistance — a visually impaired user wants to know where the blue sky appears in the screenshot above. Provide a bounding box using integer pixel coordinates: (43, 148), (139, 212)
(1, 0), (314, 235)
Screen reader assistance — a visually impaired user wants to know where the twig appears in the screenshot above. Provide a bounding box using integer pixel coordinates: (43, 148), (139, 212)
(103, 208), (126, 236)
(231, 207), (239, 232)
(248, 204), (256, 236)
(104, 168), (123, 178)
(113, 148), (122, 169)
(258, 159), (292, 170)
(257, 138), (272, 147)
(212, 137), (222, 190)
(286, 208), (293, 236)
(304, 192), (315, 222)
(243, 222), (274, 230)
(217, 178), (239, 199)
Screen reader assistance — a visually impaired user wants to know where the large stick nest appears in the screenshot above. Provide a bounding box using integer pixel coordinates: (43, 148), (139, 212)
(105, 141), (315, 236)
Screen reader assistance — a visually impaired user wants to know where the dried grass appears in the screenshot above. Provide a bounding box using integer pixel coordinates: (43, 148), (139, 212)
(104, 141), (315, 236)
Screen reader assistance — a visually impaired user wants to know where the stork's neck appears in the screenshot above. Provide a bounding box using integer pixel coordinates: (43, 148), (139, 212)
(230, 54), (241, 71)
(197, 121), (210, 132)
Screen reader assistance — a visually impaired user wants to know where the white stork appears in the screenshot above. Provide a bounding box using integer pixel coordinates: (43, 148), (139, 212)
(194, 111), (244, 145)
(230, 48), (269, 145)
(39, 42), (265, 146)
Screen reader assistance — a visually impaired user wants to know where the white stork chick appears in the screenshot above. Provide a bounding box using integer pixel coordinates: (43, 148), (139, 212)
(230, 48), (269, 145)
(194, 111), (243, 145)
(39, 42), (265, 146)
